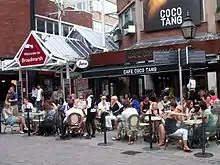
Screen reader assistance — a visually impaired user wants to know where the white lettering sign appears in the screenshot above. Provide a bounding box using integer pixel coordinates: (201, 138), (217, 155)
(21, 56), (44, 63)
(123, 67), (157, 75)
(160, 7), (182, 27)
(76, 60), (89, 69)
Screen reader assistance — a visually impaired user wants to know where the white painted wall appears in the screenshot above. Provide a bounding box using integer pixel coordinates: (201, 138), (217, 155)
(207, 72), (218, 95)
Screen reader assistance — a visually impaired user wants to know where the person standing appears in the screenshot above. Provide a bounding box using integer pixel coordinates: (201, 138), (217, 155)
(31, 86), (38, 106)
(7, 86), (18, 116)
(36, 85), (44, 112)
(85, 94), (96, 139)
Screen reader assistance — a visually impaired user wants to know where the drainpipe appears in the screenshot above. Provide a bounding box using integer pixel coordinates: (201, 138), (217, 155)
(135, 0), (141, 42)
(30, 0), (35, 30)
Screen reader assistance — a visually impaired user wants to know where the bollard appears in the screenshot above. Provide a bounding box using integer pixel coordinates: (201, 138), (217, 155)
(194, 112), (213, 158)
(143, 114), (160, 151)
(97, 112), (113, 146)
(0, 106), (2, 134)
(25, 108), (31, 136)
(149, 114), (153, 149)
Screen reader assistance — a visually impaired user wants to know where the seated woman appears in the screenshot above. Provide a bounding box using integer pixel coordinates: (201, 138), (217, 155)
(3, 102), (28, 134)
(146, 102), (166, 146)
(35, 100), (57, 136)
(140, 95), (151, 114)
(165, 105), (192, 152)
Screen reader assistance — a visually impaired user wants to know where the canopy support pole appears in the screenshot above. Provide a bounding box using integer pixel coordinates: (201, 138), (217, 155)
(60, 67), (65, 100)
(18, 70), (24, 106)
(66, 63), (71, 96)
(25, 70), (29, 99)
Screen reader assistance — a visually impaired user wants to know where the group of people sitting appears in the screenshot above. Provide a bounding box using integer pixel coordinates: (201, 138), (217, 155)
(100, 90), (220, 152)
(2, 88), (220, 153)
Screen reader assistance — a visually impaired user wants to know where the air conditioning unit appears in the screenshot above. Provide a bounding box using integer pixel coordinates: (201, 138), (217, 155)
(124, 25), (136, 36)
(113, 34), (122, 42)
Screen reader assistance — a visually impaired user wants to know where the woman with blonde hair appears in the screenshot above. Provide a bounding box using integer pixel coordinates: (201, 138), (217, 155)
(146, 102), (166, 146)
(146, 102), (161, 116)
(2, 102), (28, 134)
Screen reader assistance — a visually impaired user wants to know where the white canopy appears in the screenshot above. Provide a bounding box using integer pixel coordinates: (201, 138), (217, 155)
(2, 31), (92, 71)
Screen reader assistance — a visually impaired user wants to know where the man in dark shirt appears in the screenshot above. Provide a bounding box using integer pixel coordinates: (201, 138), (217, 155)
(7, 86), (18, 116)
(194, 89), (206, 104)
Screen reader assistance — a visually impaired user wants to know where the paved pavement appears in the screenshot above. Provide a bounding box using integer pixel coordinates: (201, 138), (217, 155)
(0, 130), (220, 165)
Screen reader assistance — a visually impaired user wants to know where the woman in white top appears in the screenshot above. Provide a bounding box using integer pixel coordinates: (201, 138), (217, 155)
(3, 102), (28, 134)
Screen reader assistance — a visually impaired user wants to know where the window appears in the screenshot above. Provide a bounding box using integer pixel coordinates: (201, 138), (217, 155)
(104, 1), (117, 14)
(121, 5), (135, 26)
(37, 19), (45, 32)
(218, 0), (220, 6)
(62, 24), (70, 37)
(105, 24), (113, 33)
(36, 17), (73, 36)
(77, 2), (82, 10)
(55, 23), (59, 35)
(76, 1), (89, 11)
(93, 21), (102, 32)
(46, 21), (53, 34)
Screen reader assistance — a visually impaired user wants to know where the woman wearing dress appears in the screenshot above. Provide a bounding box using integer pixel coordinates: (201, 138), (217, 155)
(3, 102), (28, 134)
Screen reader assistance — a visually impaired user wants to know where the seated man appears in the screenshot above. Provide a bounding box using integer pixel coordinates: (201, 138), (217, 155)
(21, 98), (34, 120)
(112, 100), (138, 141)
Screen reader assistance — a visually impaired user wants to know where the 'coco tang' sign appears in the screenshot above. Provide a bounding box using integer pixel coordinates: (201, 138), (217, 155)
(143, 0), (202, 31)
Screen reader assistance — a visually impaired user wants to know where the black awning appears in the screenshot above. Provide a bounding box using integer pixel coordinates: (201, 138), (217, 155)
(82, 63), (209, 78)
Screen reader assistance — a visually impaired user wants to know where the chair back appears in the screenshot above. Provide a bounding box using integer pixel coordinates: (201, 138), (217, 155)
(127, 114), (140, 130)
(68, 113), (83, 126)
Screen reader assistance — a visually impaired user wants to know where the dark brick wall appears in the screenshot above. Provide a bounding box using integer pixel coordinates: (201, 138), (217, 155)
(0, 0), (92, 58)
(117, 0), (133, 12)
(0, 0), (30, 57)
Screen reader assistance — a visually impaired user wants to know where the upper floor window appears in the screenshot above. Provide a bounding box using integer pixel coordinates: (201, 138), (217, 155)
(121, 5), (135, 26)
(93, 20), (102, 32)
(93, 20), (113, 33)
(35, 17), (73, 36)
(218, 0), (220, 6)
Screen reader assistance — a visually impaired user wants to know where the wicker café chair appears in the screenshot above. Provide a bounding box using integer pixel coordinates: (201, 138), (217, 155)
(122, 114), (140, 143)
(67, 113), (84, 139)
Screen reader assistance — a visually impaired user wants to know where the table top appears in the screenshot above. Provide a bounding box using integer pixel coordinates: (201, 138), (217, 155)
(183, 119), (202, 125)
(22, 112), (44, 116)
(139, 123), (149, 126)
(145, 116), (162, 121)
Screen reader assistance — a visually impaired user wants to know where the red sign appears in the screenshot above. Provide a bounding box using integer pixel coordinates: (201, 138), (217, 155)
(18, 34), (47, 67)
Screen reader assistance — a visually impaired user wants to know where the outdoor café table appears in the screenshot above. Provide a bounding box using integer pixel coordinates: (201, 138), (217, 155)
(144, 116), (162, 122)
(182, 119), (202, 146)
(183, 119), (202, 126)
(144, 116), (162, 143)
(22, 112), (44, 130)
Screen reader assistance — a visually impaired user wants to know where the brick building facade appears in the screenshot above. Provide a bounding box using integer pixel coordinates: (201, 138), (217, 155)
(84, 0), (220, 99)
